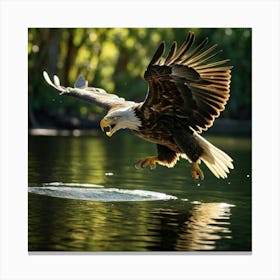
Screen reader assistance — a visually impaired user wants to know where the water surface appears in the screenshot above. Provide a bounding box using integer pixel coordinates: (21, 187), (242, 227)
(28, 132), (251, 251)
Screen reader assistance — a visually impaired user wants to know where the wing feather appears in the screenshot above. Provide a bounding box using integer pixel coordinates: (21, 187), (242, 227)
(43, 71), (133, 110)
(177, 37), (209, 64)
(166, 32), (194, 65)
(147, 43), (165, 68)
(141, 32), (232, 132)
(195, 60), (231, 70)
(185, 44), (218, 65)
(165, 41), (177, 64)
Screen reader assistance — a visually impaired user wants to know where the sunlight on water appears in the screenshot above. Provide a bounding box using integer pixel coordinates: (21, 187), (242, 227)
(177, 202), (234, 250)
(151, 202), (234, 251)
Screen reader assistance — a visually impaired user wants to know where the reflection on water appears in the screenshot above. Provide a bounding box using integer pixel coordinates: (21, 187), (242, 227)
(176, 203), (233, 250)
(28, 192), (234, 251)
(147, 203), (234, 251)
(28, 134), (251, 251)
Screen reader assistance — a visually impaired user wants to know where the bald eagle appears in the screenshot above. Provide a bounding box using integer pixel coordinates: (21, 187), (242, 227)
(43, 32), (234, 180)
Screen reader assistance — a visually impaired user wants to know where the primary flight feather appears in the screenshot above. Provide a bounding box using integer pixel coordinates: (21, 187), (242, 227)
(43, 31), (234, 179)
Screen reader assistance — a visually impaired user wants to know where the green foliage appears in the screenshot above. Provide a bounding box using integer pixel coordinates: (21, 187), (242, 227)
(28, 28), (251, 127)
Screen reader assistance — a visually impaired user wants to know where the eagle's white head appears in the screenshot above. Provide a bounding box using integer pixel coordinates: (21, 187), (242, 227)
(100, 106), (142, 137)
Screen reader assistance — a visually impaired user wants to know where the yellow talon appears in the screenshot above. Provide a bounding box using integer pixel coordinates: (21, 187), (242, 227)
(135, 156), (158, 170)
(192, 162), (204, 180)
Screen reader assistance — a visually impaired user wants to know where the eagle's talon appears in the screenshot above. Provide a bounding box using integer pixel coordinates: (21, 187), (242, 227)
(192, 162), (204, 180)
(134, 162), (142, 169)
(135, 157), (158, 170)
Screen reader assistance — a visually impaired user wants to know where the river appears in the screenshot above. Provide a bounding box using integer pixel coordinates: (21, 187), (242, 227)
(28, 132), (251, 252)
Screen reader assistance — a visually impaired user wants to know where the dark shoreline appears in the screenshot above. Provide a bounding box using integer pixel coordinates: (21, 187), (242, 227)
(29, 119), (251, 137)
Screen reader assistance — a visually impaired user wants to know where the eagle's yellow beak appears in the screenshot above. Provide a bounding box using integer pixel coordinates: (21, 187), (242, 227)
(100, 118), (114, 137)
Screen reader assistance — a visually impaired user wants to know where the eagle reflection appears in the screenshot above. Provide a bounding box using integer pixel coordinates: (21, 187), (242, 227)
(151, 202), (234, 251)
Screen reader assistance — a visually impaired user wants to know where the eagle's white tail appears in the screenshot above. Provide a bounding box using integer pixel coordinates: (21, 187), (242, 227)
(191, 128), (234, 179)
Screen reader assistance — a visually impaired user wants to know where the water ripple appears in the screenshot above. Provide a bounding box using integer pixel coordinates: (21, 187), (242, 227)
(28, 184), (177, 202)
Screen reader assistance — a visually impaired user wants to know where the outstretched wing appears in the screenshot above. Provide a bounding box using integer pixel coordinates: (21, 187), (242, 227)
(43, 71), (132, 110)
(141, 32), (232, 133)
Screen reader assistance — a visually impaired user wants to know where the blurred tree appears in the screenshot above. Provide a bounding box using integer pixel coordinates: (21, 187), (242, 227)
(28, 28), (251, 129)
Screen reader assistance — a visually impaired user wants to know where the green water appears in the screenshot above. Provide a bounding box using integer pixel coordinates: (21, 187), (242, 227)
(28, 132), (251, 251)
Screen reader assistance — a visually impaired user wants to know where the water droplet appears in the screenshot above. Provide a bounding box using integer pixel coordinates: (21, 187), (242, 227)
(228, 182), (231, 185)
(32, 45), (39, 53)
(246, 174), (250, 178)
(197, 183), (200, 187)
(73, 130), (81, 137)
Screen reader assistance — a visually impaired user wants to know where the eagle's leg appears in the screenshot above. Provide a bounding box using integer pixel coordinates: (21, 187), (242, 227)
(191, 161), (204, 180)
(135, 144), (178, 170)
(173, 127), (204, 180)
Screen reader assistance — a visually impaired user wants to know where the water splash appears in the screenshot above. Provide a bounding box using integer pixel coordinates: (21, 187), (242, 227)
(43, 182), (104, 188)
(28, 184), (177, 202)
